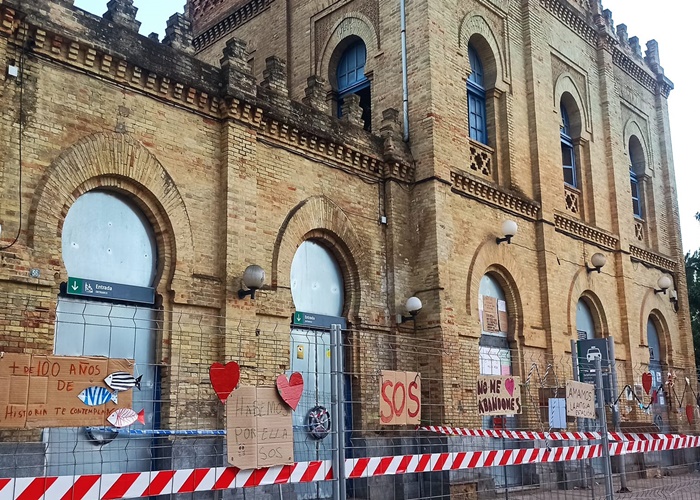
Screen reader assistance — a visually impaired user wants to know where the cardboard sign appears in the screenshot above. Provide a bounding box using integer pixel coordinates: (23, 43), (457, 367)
(379, 371), (421, 425)
(497, 300), (508, 333)
(566, 380), (595, 419)
(482, 296), (500, 332)
(226, 387), (293, 469)
(0, 353), (133, 429)
(477, 375), (522, 415)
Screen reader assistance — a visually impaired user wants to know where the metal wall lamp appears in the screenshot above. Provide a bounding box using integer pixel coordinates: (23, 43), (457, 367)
(397, 296), (422, 324)
(586, 253), (607, 274)
(496, 220), (518, 245)
(238, 265), (266, 300)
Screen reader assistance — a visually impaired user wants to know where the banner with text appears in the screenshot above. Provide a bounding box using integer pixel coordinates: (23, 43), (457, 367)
(477, 375), (522, 415)
(0, 353), (133, 428)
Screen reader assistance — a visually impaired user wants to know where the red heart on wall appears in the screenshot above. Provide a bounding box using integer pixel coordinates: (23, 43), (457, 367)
(276, 372), (304, 410)
(209, 362), (240, 403)
(642, 372), (653, 395)
(686, 405), (694, 425)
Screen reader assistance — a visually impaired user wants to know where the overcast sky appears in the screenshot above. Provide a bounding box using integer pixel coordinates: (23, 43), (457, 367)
(73, 1), (699, 253)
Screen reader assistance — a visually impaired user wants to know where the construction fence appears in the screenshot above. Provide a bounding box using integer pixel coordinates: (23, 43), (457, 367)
(0, 294), (699, 498)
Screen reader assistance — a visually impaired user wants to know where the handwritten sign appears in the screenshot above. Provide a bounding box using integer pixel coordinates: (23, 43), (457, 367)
(566, 380), (595, 419)
(482, 296), (500, 332)
(477, 375), (522, 415)
(226, 387), (293, 469)
(0, 353), (133, 429)
(379, 371), (421, 425)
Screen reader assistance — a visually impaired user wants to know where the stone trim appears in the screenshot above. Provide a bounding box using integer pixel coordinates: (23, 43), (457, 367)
(193, 0), (274, 52)
(450, 170), (540, 220)
(18, 23), (222, 116)
(539, 0), (597, 47)
(611, 48), (657, 96)
(1, 9), (413, 185)
(553, 213), (618, 250)
(539, 0), (669, 98)
(629, 245), (677, 273)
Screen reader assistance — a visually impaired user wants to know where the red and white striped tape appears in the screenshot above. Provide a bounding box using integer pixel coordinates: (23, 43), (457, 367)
(2, 433), (699, 499)
(0, 461), (332, 500)
(419, 425), (696, 443)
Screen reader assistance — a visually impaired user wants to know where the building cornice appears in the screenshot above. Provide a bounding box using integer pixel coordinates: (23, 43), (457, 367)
(192, 0), (274, 52)
(629, 245), (677, 273)
(450, 170), (540, 220)
(539, 0), (670, 98)
(553, 212), (619, 251)
(0, 5), (413, 184)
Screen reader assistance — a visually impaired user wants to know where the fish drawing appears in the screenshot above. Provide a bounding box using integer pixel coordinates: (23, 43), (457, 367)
(107, 408), (145, 428)
(78, 386), (118, 406)
(104, 372), (142, 392)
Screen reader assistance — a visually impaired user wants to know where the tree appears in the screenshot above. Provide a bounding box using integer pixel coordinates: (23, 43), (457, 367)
(685, 250), (700, 369)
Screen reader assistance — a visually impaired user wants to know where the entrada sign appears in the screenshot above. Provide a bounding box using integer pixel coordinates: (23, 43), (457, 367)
(292, 311), (346, 329)
(67, 277), (155, 305)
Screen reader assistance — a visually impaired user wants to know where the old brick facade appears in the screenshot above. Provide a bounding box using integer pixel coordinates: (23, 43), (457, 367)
(0, 0), (692, 492)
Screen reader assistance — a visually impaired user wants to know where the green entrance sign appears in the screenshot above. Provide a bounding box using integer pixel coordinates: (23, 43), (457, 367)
(66, 276), (155, 305)
(292, 311), (346, 329)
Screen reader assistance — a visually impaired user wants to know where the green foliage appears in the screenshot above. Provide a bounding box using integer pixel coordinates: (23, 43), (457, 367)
(685, 250), (700, 368)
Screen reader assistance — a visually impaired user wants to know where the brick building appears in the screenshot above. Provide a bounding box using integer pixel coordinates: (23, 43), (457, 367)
(0, 0), (692, 495)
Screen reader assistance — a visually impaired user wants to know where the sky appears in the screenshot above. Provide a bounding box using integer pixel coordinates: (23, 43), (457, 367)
(73, 1), (700, 252)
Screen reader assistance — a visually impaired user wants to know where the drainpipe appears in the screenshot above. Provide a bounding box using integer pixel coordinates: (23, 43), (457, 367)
(400, 0), (409, 142)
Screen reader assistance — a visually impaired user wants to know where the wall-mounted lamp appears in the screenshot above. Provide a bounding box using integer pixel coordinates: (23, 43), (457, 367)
(586, 252), (607, 274)
(669, 289), (679, 311)
(496, 220), (518, 245)
(238, 265), (266, 300)
(397, 296), (422, 324)
(654, 275), (672, 295)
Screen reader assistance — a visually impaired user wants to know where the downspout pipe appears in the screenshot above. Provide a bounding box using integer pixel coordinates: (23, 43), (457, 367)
(400, 0), (409, 142)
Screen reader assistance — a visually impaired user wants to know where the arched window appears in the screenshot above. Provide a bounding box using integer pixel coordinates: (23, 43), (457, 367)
(561, 103), (577, 187)
(647, 317), (665, 404)
(467, 44), (488, 144)
(629, 136), (645, 218)
(478, 274), (510, 375)
(50, 191), (159, 475)
(336, 40), (371, 131)
(576, 299), (595, 339)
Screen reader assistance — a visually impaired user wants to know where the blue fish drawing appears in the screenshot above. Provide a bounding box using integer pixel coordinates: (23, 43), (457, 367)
(104, 372), (142, 392)
(78, 386), (118, 406)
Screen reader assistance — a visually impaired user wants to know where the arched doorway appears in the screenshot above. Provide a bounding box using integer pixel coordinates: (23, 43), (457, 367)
(576, 299), (596, 339)
(47, 191), (159, 475)
(289, 240), (344, 499)
(478, 273), (521, 487)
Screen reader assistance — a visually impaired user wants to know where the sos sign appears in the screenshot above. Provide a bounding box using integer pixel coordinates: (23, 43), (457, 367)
(379, 371), (421, 425)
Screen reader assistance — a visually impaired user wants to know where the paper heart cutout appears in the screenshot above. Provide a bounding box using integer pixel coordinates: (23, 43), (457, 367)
(642, 372), (653, 395)
(276, 372), (304, 410)
(686, 405), (695, 425)
(504, 377), (515, 397)
(209, 362), (240, 403)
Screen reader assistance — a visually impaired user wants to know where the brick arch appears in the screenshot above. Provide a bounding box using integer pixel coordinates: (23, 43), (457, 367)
(567, 269), (610, 338)
(466, 240), (526, 343)
(318, 14), (379, 89)
(623, 118), (653, 177)
(29, 132), (194, 294)
(458, 14), (507, 90)
(272, 196), (364, 322)
(554, 73), (591, 140)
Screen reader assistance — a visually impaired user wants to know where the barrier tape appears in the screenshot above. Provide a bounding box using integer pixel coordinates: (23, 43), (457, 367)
(2, 433), (699, 499)
(419, 425), (697, 443)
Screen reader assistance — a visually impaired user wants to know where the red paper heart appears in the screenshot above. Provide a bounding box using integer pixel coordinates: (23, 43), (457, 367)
(504, 377), (515, 397)
(209, 362), (240, 403)
(686, 405), (694, 425)
(642, 372), (653, 395)
(276, 372), (304, 410)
